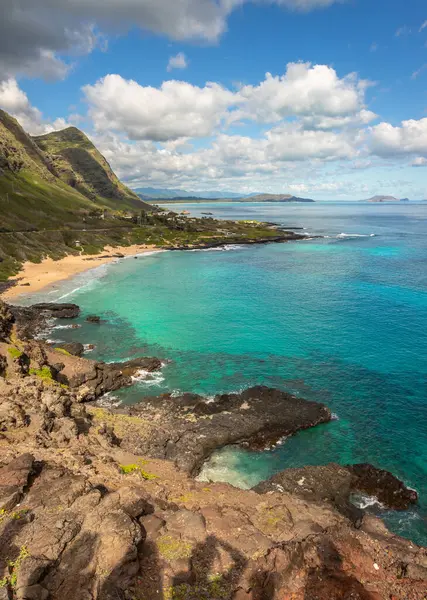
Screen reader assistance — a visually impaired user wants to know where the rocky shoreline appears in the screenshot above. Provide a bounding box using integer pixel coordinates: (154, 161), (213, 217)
(1, 300), (427, 599)
(166, 231), (306, 251)
(108, 386), (332, 475)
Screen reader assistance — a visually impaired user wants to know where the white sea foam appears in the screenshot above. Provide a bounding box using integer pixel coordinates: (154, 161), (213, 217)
(83, 344), (95, 353)
(337, 233), (376, 239)
(57, 286), (86, 301)
(33, 317), (56, 340)
(197, 448), (254, 490)
(350, 493), (384, 510)
(331, 413), (340, 421)
(97, 392), (122, 408)
(53, 324), (81, 330)
(270, 435), (288, 448)
(130, 250), (166, 258)
(188, 244), (246, 252)
(131, 368), (166, 387)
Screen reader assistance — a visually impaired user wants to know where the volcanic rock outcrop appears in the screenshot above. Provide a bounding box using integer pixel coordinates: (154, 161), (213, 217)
(112, 387), (332, 474)
(0, 299), (426, 599)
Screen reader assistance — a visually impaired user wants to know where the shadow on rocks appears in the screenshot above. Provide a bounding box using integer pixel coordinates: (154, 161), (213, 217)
(0, 513), (33, 596)
(303, 538), (378, 600)
(170, 535), (247, 600)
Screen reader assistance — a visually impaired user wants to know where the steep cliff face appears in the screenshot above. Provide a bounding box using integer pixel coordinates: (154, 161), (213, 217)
(33, 127), (148, 210)
(0, 111), (107, 231)
(0, 110), (56, 180)
(0, 110), (151, 233)
(0, 110), (158, 280)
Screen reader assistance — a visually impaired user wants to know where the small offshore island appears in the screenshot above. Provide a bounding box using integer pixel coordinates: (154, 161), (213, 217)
(1, 110), (427, 600)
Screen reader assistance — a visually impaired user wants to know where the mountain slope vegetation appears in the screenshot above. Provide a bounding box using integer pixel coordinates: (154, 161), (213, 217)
(0, 110), (157, 279)
(0, 110), (151, 232)
(33, 127), (146, 210)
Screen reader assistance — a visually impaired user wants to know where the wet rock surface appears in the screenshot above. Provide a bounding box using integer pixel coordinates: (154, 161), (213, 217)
(254, 463), (418, 530)
(86, 315), (101, 323)
(8, 303), (80, 339)
(29, 304), (80, 319)
(54, 342), (84, 357)
(348, 463), (419, 510)
(50, 352), (163, 401)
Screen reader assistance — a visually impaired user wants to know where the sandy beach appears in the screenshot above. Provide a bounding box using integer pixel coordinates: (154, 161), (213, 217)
(1, 244), (159, 300)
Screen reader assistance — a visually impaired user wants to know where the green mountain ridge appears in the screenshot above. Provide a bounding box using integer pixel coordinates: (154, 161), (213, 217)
(33, 127), (147, 211)
(0, 110), (155, 280)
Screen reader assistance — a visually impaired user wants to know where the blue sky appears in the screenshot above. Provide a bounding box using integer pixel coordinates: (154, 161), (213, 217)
(1, 0), (427, 199)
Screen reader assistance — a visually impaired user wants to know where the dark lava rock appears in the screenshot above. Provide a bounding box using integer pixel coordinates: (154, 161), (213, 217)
(56, 342), (85, 357)
(86, 315), (101, 323)
(117, 385), (331, 474)
(116, 357), (162, 377)
(253, 462), (418, 526)
(30, 303), (80, 319)
(0, 301), (14, 342)
(0, 280), (18, 295)
(253, 464), (364, 527)
(0, 453), (34, 511)
(8, 303), (80, 339)
(64, 356), (163, 401)
(348, 463), (418, 510)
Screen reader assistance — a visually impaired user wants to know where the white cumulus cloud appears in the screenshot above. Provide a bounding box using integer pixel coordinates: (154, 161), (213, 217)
(83, 63), (371, 142)
(0, 78), (70, 134)
(412, 157), (427, 167)
(369, 118), (427, 157)
(238, 63), (370, 123)
(167, 53), (188, 72)
(83, 74), (238, 141)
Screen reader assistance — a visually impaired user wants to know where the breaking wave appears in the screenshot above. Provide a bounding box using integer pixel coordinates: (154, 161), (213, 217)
(337, 233), (376, 239)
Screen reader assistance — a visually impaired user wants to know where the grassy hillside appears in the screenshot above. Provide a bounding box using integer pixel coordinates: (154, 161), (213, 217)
(0, 110), (56, 181)
(0, 111), (116, 230)
(33, 127), (148, 211)
(0, 110), (156, 279)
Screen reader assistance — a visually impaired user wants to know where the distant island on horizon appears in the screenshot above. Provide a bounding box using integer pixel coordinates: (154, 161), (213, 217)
(362, 195), (421, 203)
(138, 189), (427, 204)
(137, 189), (316, 203)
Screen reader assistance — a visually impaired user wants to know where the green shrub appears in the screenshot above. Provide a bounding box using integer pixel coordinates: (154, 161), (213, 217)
(29, 366), (53, 381)
(7, 347), (23, 360)
(119, 462), (158, 481)
(55, 348), (72, 356)
(1, 546), (30, 589)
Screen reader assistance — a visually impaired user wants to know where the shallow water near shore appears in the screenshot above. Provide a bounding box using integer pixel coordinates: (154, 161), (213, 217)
(17, 201), (427, 545)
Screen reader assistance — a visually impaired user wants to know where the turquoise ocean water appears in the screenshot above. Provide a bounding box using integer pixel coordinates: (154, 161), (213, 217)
(19, 202), (427, 544)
